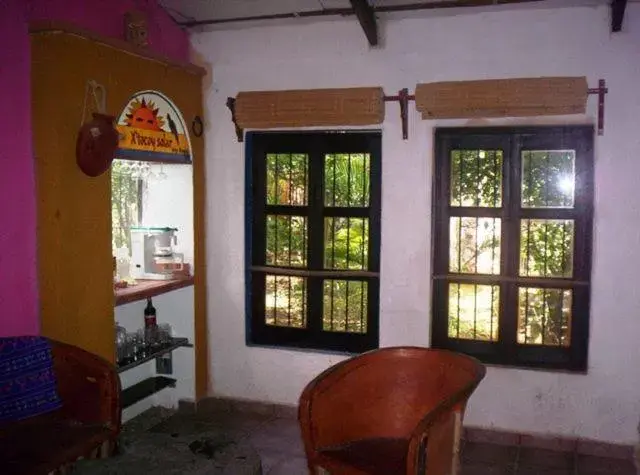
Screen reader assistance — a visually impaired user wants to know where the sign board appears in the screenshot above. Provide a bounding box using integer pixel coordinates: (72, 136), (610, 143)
(116, 90), (192, 163)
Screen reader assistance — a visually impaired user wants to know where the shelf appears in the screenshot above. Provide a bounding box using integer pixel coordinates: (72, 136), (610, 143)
(115, 277), (194, 306)
(117, 337), (191, 373)
(122, 376), (177, 408)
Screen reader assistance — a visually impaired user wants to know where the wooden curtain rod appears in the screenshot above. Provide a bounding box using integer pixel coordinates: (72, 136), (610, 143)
(226, 79), (608, 142)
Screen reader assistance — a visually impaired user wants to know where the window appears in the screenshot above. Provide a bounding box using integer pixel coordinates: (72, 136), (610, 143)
(431, 126), (593, 371)
(246, 131), (381, 353)
(111, 159), (144, 252)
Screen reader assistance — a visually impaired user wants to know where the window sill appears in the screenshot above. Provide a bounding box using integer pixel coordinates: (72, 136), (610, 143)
(115, 277), (194, 306)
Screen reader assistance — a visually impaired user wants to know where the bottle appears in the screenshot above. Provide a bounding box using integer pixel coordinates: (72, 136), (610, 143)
(144, 297), (157, 327)
(144, 298), (157, 347)
(115, 246), (131, 282)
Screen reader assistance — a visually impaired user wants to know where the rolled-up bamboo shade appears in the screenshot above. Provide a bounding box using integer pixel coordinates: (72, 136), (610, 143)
(235, 87), (384, 129)
(415, 77), (588, 119)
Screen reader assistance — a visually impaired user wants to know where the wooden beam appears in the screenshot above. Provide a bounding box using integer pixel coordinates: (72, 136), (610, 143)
(349, 0), (378, 46)
(611, 0), (627, 32)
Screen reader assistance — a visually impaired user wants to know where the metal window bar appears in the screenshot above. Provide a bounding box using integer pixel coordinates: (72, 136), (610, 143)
(475, 150), (481, 206)
(473, 283), (478, 339)
(456, 283), (461, 338)
(543, 221), (549, 277)
(525, 220), (532, 276)
(561, 221), (568, 277)
(542, 288), (548, 345)
(474, 217), (479, 274)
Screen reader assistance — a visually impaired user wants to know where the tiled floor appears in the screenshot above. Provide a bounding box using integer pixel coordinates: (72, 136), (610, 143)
(131, 406), (637, 475)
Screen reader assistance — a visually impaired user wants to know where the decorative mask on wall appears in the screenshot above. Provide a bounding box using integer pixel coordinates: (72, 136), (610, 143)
(124, 10), (149, 48)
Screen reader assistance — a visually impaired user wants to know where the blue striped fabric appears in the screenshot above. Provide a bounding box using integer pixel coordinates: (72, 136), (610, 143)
(0, 337), (62, 422)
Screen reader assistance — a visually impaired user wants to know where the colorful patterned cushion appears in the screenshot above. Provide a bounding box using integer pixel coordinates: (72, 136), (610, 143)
(0, 337), (62, 422)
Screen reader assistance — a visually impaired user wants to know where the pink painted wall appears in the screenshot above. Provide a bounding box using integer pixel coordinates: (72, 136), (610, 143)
(0, 0), (189, 336)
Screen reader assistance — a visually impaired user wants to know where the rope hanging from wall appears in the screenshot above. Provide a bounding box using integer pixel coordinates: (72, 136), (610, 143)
(226, 77), (608, 142)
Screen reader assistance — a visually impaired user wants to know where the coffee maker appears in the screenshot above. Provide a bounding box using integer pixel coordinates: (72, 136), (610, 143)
(130, 226), (185, 280)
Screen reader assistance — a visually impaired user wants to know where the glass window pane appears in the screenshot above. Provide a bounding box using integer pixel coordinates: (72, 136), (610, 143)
(265, 275), (307, 328)
(518, 287), (572, 346)
(450, 150), (503, 207)
(521, 150), (575, 208)
(324, 217), (369, 270)
(325, 153), (370, 207)
(449, 217), (501, 275)
(323, 280), (368, 333)
(448, 283), (499, 341)
(266, 215), (307, 267)
(111, 159), (142, 252)
(266, 153), (308, 205)
(519, 219), (574, 278)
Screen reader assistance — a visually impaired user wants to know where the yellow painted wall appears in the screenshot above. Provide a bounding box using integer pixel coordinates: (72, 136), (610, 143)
(31, 30), (208, 397)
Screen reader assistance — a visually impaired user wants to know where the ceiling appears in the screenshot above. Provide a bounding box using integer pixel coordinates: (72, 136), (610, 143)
(159, 0), (613, 25)
(158, 0), (631, 44)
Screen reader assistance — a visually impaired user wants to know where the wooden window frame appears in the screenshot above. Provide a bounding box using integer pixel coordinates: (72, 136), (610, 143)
(245, 131), (381, 353)
(431, 126), (594, 371)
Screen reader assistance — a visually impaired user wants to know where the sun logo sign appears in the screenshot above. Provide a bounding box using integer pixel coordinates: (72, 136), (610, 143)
(116, 91), (192, 164)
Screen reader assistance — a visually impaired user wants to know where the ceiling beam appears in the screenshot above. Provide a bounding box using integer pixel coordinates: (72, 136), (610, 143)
(611, 0), (627, 33)
(349, 0), (378, 46)
(178, 0), (547, 28)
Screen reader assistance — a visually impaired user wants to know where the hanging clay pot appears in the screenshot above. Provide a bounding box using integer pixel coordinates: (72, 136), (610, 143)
(76, 113), (119, 177)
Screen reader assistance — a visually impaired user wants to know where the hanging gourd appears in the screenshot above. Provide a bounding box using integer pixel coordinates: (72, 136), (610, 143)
(76, 80), (119, 177)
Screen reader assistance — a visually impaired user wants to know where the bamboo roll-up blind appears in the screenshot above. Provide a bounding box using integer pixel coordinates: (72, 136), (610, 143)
(415, 77), (588, 119)
(235, 87), (385, 129)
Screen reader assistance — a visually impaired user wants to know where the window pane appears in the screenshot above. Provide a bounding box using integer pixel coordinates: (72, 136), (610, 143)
(266, 215), (307, 267)
(518, 287), (571, 346)
(519, 219), (574, 278)
(111, 159), (142, 252)
(265, 275), (306, 328)
(325, 153), (370, 207)
(324, 217), (369, 270)
(450, 150), (502, 207)
(521, 150), (575, 208)
(448, 284), (499, 341)
(449, 217), (501, 275)
(266, 153), (308, 205)
(323, 280), (367, 333)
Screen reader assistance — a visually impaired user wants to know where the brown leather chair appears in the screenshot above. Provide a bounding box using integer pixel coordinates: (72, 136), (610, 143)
(298, 347), (485, 475)
(0, 338), (121, 475)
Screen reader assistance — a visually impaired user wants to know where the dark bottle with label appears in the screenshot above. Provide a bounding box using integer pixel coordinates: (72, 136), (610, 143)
(144, 297), (157, 327)
(144, 298), (158, 348)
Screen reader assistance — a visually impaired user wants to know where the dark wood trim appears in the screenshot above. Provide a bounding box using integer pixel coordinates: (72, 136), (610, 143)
(251, 265), (379, 278)
(247, 131), (381, 353)
(115, 277), (194, 306)
(431, 126), (593, 371)
(29, 21), (206, 76)
(433, 274), (589, 287)
(611, 0), (628, 32)
(349, 0), (379, 46)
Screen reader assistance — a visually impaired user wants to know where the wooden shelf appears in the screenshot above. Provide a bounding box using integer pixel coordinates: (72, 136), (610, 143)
(115, 277), (194, 306)
(122, 376), (177, 408)
(117, 337), (191, 373)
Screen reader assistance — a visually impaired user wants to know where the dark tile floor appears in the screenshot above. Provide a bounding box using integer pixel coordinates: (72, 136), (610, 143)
(461, 442), (636, 474)
(128, 406), (637, 475)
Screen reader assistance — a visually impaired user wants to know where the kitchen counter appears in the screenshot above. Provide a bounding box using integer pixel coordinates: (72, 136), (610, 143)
(115, 277), (194, 306)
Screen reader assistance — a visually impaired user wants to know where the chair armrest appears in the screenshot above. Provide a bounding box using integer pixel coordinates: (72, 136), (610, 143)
(406, 401), (466, 475)
(50, 340), (121, 435)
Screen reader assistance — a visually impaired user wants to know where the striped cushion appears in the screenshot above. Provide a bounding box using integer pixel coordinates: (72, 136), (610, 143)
(0, 337), (62, 422)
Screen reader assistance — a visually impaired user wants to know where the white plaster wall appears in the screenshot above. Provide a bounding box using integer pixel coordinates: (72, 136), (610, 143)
(193, 4), (640, 444)
(143, 163), (195, 267)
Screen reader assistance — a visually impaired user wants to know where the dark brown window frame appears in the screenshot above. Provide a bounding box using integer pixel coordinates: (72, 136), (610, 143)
(246, 131), (382, 353)
(431, 126), (594, 371)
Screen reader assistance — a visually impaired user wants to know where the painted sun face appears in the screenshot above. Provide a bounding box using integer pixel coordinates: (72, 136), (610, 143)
(125, 98), (165, 131)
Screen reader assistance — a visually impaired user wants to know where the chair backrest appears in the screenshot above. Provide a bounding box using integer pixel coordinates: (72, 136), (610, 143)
(299, 347), (485, 448)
